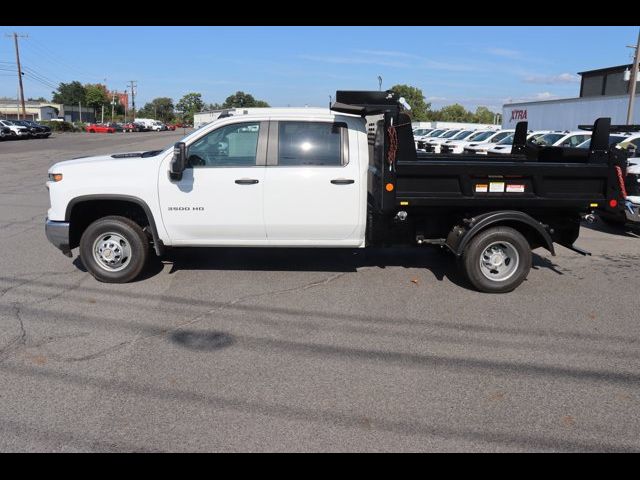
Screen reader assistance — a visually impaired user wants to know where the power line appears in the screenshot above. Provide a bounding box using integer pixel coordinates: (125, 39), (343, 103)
(21, 65), (60, 88)
(20, 40), (82, 85)
(28, 36), (101, 81)
(19, 49), (67, 85)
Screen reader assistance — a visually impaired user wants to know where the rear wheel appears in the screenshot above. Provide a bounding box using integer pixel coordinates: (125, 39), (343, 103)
(462, 226), (531, 293)
(80, 216), (149, 283)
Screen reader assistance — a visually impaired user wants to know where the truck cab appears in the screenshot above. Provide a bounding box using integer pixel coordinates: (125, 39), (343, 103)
(46, 109), (370, 278)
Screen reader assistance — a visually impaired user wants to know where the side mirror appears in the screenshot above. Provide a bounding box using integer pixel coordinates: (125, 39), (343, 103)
(169, 142), (187, 181)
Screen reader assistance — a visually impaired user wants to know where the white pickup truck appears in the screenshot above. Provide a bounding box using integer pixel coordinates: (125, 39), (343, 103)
(45, 91), (628, 292)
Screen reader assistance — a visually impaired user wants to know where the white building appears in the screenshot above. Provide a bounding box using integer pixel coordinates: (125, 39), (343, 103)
(0, 101), (96, 123)
(0, 101), (61, 121)
(502, 64), (640, 131)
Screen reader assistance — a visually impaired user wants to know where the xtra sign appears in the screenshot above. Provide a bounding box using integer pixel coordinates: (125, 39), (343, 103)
(509, 109), (527, 122)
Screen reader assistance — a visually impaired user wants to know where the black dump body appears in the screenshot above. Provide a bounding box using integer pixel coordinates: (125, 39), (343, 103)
(332, 90), (628, 249)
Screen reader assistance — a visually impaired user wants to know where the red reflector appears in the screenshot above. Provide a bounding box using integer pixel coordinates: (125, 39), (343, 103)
(609, 199), (618, 208)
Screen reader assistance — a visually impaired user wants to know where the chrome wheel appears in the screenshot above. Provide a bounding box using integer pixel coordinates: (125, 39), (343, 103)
(479, 241), (520, 282)
(92, 232), (132, 272)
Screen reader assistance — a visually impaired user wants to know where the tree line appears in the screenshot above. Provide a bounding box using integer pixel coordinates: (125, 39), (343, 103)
(41, 81), (496, 125)
(390, 84), (498, 123)
(47, 82), (270, 124)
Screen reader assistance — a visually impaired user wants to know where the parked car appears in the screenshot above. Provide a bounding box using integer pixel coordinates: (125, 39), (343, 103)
(0, 125), (11, 140)
(106, 123), (124, 132)
(486, 132), (546, 155)
(415, 128), (451, 150)
(440, 128), (499, 154)
(0, 119), (30, 139)
(122, 122), (147, 132)
(166, 124), (176, 131)
(13, 120), (51, 138)
(150, 121), (167, 131)
(531, 131), (591, 148)
(463, 130), (515, 154)
(423, 129), (480, 153)
(86, 123), (115, 133)
(22, 120), (52, 138)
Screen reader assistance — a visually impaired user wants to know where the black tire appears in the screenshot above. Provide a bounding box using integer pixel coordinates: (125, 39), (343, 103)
(79, 216), (149, 283)
(461, 226), (532, 293)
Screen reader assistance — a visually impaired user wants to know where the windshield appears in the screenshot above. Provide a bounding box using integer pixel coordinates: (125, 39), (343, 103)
(534, 133), (565, 146)
(496, 134), (515, 145)
(440, 130), (461, 139)
(490, 131), (513, 143)
(468, 131), (494, 142)
(414, 128), (430, 136)
(427, 129), (446, 137)
(451, 130), (474, 140)
(577, 135), (626, 148)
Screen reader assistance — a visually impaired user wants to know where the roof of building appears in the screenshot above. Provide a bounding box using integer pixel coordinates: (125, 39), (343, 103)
(0, 100), (61, 108)
(577, 64), (633, 76)
(503, 93), (635, 107)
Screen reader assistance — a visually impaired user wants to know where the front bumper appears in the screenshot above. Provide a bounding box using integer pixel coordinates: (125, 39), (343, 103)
(45, 218), (72, 257)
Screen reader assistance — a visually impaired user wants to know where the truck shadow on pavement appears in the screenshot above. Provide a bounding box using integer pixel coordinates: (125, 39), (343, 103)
(162, 246), (471, 287)
(73, 246), (563, 289)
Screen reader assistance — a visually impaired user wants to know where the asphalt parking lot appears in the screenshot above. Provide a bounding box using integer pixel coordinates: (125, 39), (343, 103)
(1, 131), (639, 452)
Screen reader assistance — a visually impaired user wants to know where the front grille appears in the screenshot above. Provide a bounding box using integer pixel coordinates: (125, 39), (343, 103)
(441, 145), (453, 153)
(464, 148), (476, 155)
(424, 144), (435, 152)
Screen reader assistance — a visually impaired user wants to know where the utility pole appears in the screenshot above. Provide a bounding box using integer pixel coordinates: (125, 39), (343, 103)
(111, 91), (116, 122)
(129, 80), (137, 120)
(6, 32), (28, 119)
(626, 29), (640, 125)
(79, 101), (82, 123)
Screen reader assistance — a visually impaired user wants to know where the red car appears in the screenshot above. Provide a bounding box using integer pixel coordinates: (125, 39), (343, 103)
(86, 123), (115, 133)
(166, 124), (176, 131)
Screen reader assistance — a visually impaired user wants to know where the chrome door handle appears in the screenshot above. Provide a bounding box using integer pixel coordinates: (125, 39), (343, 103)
(235, 179), (259, 185)
(330, 179), (355, 185)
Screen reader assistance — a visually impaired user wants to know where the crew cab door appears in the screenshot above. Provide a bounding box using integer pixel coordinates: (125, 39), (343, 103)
(263, 120), (362, 243)
(158, 120), (268, 244)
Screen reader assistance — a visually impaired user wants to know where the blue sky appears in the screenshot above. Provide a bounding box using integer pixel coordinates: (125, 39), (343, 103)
(0, 26), (638, 112)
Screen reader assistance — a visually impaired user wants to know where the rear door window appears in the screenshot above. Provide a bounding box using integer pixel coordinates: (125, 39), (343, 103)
(278, 121), (344, 166)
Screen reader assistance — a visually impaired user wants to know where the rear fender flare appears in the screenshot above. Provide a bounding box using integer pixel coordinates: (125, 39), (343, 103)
(446, 210), (555, 256)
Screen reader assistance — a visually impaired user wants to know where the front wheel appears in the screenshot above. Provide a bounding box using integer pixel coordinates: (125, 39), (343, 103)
(461, 226), (532, 293)
(80, 216), (149, 283)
